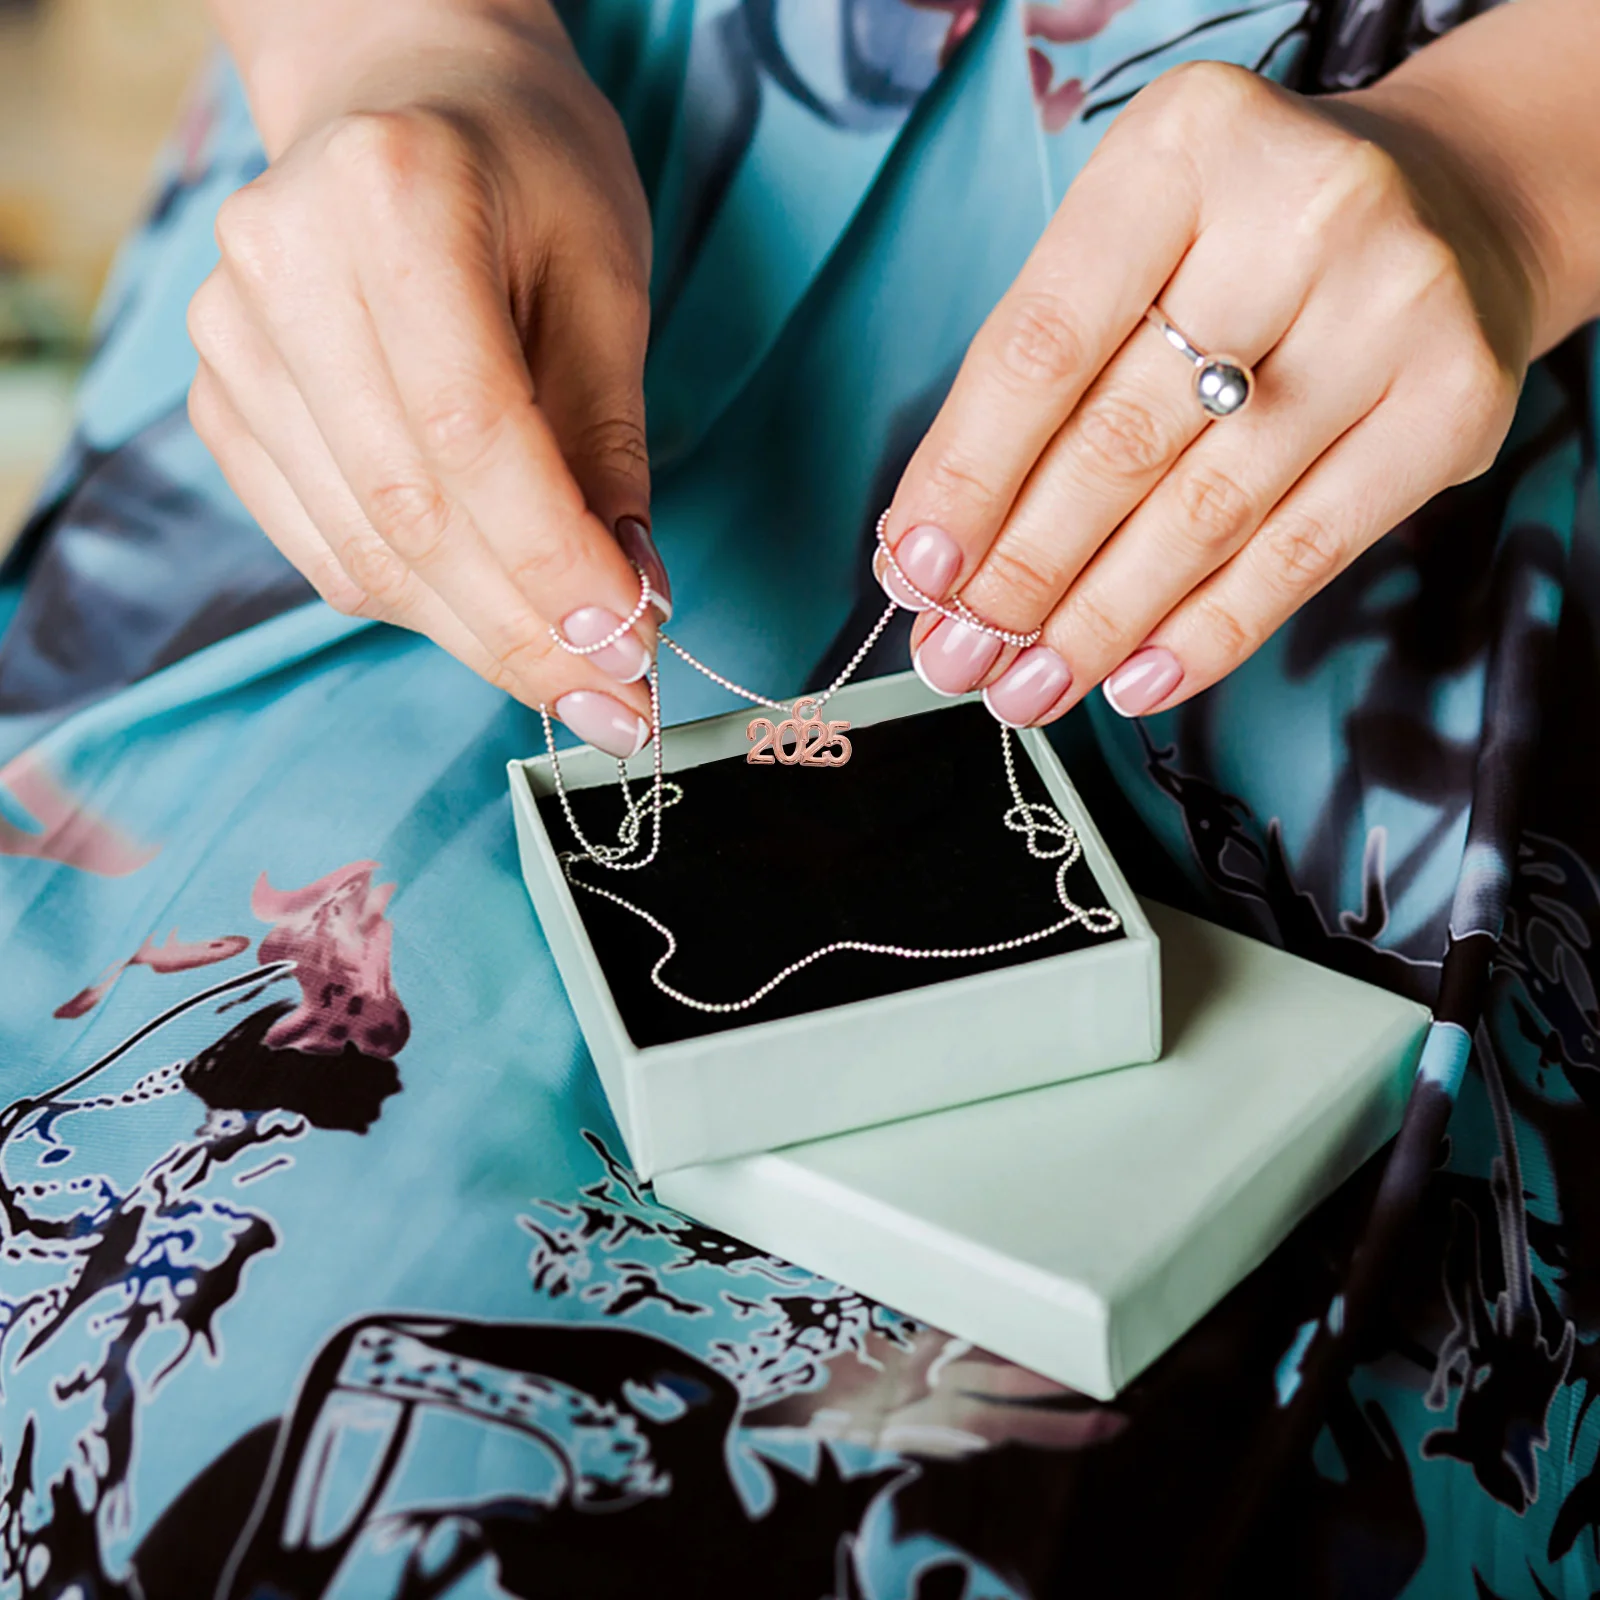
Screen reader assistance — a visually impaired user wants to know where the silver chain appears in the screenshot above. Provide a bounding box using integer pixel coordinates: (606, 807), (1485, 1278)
(873, 510), (1042, 650)
(539, 577), (1120, 1015)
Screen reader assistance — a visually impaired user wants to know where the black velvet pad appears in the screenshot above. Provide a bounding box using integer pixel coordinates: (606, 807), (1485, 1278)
(536, 700), (1123, 1048)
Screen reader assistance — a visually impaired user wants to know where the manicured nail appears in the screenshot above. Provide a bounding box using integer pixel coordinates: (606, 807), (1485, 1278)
(1103, 647), (1183, 717)
(911, 616), (1003, 696)
(559, 605), (650, 683)
(555, 690), (651, 758)
(615, 515), (672, 621)
(880, 523), (962, 610)
(981, 645), (1073, 727)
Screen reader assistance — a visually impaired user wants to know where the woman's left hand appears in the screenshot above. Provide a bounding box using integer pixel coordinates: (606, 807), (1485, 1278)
(878, 59), (1538, 725)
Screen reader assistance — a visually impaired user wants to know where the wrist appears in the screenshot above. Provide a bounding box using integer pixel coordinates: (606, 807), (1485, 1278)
(1339, 27), (1600, 358)
(217, 0), (573, 158)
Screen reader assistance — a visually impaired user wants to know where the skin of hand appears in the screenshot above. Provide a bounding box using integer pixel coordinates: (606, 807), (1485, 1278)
(878, 0), (1600, 726)
(188, 2), (671, 759)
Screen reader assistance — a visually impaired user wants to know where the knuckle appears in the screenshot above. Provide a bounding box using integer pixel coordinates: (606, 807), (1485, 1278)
(569, 411), (650, 482)
(185, 277), (230, 364)
(922, 446), (1005, 522)
(1257, 506), (1345, 594)
(312, 563), (379, 620)
(582, 221), (653, 311)
(324, 110), (433, 198)
(1451, 401), (1512, 481)
(1436, 341), (1506, 423)
(1075, 391), (1171, 480)
(1449, 411), (1510, 483)
(1176, 462), (1255, 551)
(493, 616), (561, 685)
(340, 534), (415, 614)
(506, 533), (585, 599)
(978, 539), (1061, 617)
(482, 652), (531, 700)
(1393, 232), (1464, 308)
(213, 186), (282, 287)
(1190, 592), (1255, 665)
(417, 385), (507, 476)
(1292, 139), (1405, 247)
(1061, 586), (1126, 660)
(993, 293), (1086, 390)
(481, 654), (520, 695)
(366, 475), (453, 563)
(1145, 59), (1260, 143)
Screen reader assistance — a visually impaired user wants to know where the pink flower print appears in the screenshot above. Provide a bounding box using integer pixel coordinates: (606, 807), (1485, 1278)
(55, 929), (252, 1019)
(1028, 49), (1086, 131)
(1025, 0), (1132, 44)
(905, 0), (986, 67)
(0, 752), (158, 877)
(252, 862), (411, 1059)
(1024, 0), (1134, 132)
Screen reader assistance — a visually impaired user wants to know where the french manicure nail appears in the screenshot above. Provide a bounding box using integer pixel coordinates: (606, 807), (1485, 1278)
(555, 690), (651, 758)
(881, 523), (962, 610)
(982, 645), (1073, 727)
(559, 605), (651, 683)
(911, 616), (1004, 696)
(1103, 647), (1183, 718)
(615, 515), (672, 621)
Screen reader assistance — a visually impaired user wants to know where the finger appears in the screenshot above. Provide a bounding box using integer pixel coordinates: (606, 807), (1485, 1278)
(192, 267), (552, 680)
(1099, 387), (1475, 717)
(331, 114), (654, 640)
(877, 103), (1201, 605)
(190, 359), (505, 684)
(190, 359), (370, 617)
(191, 275), (465, 637)
(903, 261), (1304, 701)
(190, 285), (653, 752)
(948, 228), (1310, 643)
(980, 289), (1390, 725)
(211, 138), (650, 713)
(529, 245), (652, 538)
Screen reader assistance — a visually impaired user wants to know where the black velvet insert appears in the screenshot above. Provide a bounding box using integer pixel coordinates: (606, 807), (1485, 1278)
(536, 700), (1123, 1048)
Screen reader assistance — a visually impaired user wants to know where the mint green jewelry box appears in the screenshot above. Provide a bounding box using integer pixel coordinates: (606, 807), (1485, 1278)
(656, 901), (1431, 1399)
(507, 672), (1161, 1180)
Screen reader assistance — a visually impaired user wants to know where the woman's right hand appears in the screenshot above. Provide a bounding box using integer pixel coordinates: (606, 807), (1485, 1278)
(187, 9), (670, 757)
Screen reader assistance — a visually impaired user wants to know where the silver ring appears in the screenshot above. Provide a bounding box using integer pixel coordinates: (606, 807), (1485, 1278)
(1144, 305), (1254, 419)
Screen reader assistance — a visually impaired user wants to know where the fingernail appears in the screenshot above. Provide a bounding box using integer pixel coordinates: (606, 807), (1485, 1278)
(1103, 647), (1183, 717)
(981, 645), (1073, 727)
(880, 523), (962, 610)
(559, 605), (651, 683)
(911, 616), (1004, 696)
(615, 516), (672, 621)
(555, 690), (651, 758)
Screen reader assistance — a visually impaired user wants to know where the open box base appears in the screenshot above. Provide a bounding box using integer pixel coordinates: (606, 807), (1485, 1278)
(509, 672), (1160, 1180)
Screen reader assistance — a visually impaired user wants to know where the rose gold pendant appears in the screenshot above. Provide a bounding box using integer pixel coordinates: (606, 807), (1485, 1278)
(747, 697), (852, 766)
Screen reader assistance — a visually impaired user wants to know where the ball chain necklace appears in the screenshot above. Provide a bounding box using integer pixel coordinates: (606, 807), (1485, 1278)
(540, 515), (1122, 1015)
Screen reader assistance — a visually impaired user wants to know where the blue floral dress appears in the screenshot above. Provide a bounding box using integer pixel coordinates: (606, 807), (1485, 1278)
(2, 2), (1594, 1596)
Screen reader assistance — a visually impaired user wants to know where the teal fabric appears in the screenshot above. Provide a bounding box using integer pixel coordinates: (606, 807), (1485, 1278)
(3, 3), (1599, 1596)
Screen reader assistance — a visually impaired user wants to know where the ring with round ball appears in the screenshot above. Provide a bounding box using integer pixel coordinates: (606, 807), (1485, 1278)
(1143, 305), (1254, 419)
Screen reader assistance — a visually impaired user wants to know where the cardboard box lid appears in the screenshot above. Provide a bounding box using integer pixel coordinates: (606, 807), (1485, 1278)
(654, 901), (1431, 1399)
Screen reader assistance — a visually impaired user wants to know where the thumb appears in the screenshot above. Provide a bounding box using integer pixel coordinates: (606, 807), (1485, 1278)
(531, 259), (654, 557)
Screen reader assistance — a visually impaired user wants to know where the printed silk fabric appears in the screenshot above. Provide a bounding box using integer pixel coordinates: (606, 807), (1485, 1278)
(1, 1), (1595, 1596)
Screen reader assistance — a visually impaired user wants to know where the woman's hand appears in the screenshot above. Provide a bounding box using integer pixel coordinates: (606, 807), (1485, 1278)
(188, 8), (670, 757)
(877, 53), (1553, 725)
